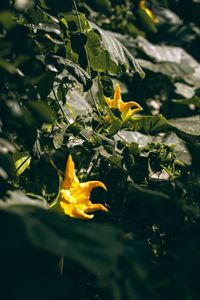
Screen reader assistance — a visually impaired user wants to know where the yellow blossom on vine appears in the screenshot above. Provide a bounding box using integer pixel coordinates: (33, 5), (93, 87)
(51, 155), (108, 220)
(139, 0), (159, 24)
(104, 83), (143, 123)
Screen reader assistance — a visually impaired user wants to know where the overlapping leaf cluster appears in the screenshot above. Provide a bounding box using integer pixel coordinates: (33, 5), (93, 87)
(0, 1), (200, 300)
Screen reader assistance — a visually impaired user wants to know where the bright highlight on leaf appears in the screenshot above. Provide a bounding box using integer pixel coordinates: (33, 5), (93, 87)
(13, 152), (31, 176)
(139, 0), (159, 24)
(51, 155), (108, 220)
(104, 83), (143, 122)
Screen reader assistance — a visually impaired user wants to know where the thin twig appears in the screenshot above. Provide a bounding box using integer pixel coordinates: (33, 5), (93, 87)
(50, 159), (64, 177)
(52, 89), (69, 124)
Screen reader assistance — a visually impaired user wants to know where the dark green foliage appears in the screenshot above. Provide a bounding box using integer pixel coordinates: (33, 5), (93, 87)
(0, 1), (200, 300)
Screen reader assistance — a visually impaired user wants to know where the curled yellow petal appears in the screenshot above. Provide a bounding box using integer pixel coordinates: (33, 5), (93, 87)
(81, 181), (107, 193)
(62, 154), (79, 189)
(120, 101), (143, 112)
(86, 203), (108, 213)
(113, 83), (121, 106)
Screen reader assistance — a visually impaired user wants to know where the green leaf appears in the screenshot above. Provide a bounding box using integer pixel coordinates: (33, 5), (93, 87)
(0, 205), (122, 275)
(44, 33), (64, 45)
(0, 10), (15, 29)
(128, 142), (140, 156)
(108, 154), (123, 169)
(108, 117), (122, 135)
(114, 130), (152, 148)
(174, 82), (195, 99)
(0, 58), (17, 74)
(129, 114), (173, 134)
(35, 22), (61, 35)
(129, 115), (200, 145)
(56, 57), (92, 91)
(26, 101), (56, 123)
(53, 124), (68, 149)
(65, 14), (144, 77)
(137, 58), (194, 82)
(136, 36), (197, 66)
(13, 152), (31, 176)
(173, 96), (200, 108)
(65, 13), (91, 31)
(169, 115), (200, 136)
(63, 90), (92, 121)
(127, 182), (186, 233)
(1, 190), (47, 208)
(88, 21), (145, 77)
(136, 36), (200, 87)
(161, 132), (192, 165)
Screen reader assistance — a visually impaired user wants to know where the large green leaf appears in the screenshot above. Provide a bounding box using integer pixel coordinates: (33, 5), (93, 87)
(136, 36), (197, 66)
(129, 115), (200, 145)
(1, 190), (47, 208)
(137, 58), (193, 82)
(169, 115), (200, 136)
(174, 82), (196, 99)
(88, 21), (145, 77)
(129, 114), (172, 134)
(0, 204), (122, 275)
(114, 130), (191, 165)
(65, 13), (144, 77)
(136, 36), (200, 87)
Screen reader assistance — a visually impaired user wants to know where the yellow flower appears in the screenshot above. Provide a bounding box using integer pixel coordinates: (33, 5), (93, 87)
(51, 155), (108, 220)
(139, 0), (159, 24)
(104, 83), (143, 123)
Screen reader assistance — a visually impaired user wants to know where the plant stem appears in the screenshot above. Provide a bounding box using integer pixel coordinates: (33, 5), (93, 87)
(52, 89), (69, 124)
(73, 0), (104, 120)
